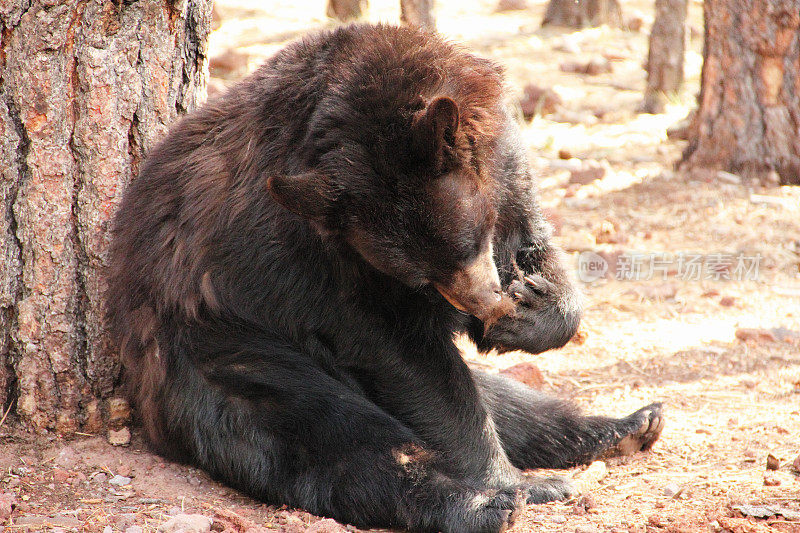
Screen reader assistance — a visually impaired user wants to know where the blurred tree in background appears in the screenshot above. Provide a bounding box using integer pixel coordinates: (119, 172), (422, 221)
(642, 0), (688, 113)
(682, 0), (800, 185)
(542, 0), (623, 28)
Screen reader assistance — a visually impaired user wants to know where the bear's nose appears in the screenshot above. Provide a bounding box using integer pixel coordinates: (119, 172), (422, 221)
(434, 244), (511, 322)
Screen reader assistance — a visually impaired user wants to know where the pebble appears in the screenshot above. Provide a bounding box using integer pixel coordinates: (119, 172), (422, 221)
(766, 454), (780, 470)
(104, 526), (113, 533)
(157, 514), (213, 533)
(109, 427), (132, 447)
(109, 475), (132, 486)
(552, 516), (567, 524)
(663, 483), (682, 498)
(575, 525), (599, 533)
(499, 362), (545, 389)
(126, 527), (144, 533)
(52, 469), (71, 483)
(793, 454), (800, 471)
(0, 492), (16, 521)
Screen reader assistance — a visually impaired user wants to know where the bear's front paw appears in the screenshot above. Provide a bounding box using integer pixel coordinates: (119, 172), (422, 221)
(508, 274), (559, 310)
(524, 475), (574, 504)
(440, 487), (524, 533)
(612, 402), (665, 456)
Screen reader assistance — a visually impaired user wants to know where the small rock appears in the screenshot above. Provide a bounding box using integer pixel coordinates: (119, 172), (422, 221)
(519, 83), (562, 119)
(793, 454), (800, 472)
(104, 526), (113, 533)
(551, 515), (567, 524)
(126, 527), (144, 533)
(0, 492), (16, 522)
(763, 472), (792, 486)
(499, 363), (544, 389)
(766, 454), (780, 471)
(558, 149), (573, 160)
(569, 165), (606, 185)
(52, 469), (71, 483)
(157, 514), (213, 533)
(575, 525), (599, 533)
(735, 328), (777, 343)
(719, 296), (735, 307)
(109, 474), (132, 486)
(168, 507), (182, 516)
(560, 57), (612, 76)
(92, 472), (108, 483)
(116, 464), (132, 477)
(109, 427), (131, 447)
(494, 0), (528, 12)
(663, 483), (683, 498)
(570, 328), (588, 345)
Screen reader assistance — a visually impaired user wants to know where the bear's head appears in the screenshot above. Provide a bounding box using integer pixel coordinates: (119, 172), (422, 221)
(267, 95), (512, 323)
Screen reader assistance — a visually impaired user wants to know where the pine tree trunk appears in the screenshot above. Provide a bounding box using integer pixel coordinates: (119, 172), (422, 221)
(327, 0), (368, 21)
(401, 0), (436, 30)
(0, 0), (212, 434)
(542, 0), (622, 28)
(641, 0), (688, 113)
(682, 0), (800, 185)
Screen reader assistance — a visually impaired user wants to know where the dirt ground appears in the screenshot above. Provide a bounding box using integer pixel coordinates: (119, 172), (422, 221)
(2, 0), (799, 531)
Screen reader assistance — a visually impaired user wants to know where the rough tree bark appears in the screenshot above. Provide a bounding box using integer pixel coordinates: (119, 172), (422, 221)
(682, 0), (800, 185)
(0, 0), (212, 434)
(542, 0), (622, 28)
(641, 0), (688, 113)
(326, 0), (368, 21)
(401, 0), (436, 30)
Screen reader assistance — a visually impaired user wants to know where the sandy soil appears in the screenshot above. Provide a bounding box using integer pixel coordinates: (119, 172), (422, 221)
(2, 0), (799, 531)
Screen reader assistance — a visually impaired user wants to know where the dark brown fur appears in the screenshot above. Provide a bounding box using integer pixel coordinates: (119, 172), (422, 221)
(107, 24), (663, 533)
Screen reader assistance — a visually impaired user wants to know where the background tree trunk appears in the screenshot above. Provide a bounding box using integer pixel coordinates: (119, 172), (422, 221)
(682, 0), (800, 185)
(327, 0), (368, 21)
(641, 0), (688, 113)
(400, 0), (436, 30)
(0, 0), (212, 434)
(542, 0), (622, 28)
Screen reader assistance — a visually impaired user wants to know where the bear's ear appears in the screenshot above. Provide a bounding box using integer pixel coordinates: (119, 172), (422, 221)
(267, 172), (335, 226)
(412, 96), (460, 172)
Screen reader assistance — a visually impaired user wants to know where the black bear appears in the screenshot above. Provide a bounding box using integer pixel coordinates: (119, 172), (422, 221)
(107, 23), (663, 533)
